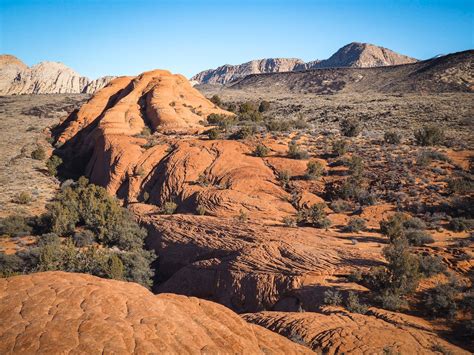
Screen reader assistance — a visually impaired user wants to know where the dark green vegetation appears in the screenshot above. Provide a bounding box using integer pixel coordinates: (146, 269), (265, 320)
(0, 177), (155, 287)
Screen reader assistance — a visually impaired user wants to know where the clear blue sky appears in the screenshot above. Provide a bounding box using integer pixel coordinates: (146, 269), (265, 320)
(0, 0), (472, 79)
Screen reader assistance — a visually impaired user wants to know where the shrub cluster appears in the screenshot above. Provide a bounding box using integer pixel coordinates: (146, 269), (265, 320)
(1, 177), (155, 287)
(380, 213), (434, 246)
(305, 160), (324, 180)
(340, 118), (361, 137)
(297, 203), (331, 229)
(414, 125), (445, 146)
(288, 142), (309, 160)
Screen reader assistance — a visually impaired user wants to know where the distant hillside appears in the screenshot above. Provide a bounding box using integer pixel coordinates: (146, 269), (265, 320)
(0, 54), (114, 95)
(191, 42), (418, 85)
(191, 58), (304, 85)
(227, 50), (473, 94)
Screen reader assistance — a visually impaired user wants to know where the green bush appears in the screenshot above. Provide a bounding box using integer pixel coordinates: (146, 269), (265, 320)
(278, 170), (291, 188)
(232, 125), (257, 140)
(253, 144), (269, 157)
(210, 95), (222, 107)
(0, 253), (25, 277)
(324, 289), (342, 306)
(46, 155), (62, 176)
(447, 177), (474, 195)
(282, 216), (297, 228)
(31, 145), (47, 160)
(265, 119), (291, 132)
(414, 125), (445, 146)
(405, 229), (434, 246)
(346, 155), (364, 179)
(196, 204), (207, 216)
(206, 128), (221, 140)
(330, 199), (353, 213)
(384, 131), (401, 144)
(425, 278), (460, 319)
(297, 203), (331, 229)
(340, 118), (361, 137)
(345, 292), (368, 314)
(419, 255), (446, 277)
(288, 142), (309, 160)
(73, 229), (95, 247)
(0, 215), (32, 237)
(305, 160), (324, 180)
(345, 216), (367, 233)
(332, 140), (347, 156)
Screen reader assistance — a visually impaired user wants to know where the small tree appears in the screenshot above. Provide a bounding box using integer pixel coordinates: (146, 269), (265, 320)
(298, 203), (331, 229)
(345, 292), (368, 314)
(210, 95), (222, 107)
(340, 118), (361, 137)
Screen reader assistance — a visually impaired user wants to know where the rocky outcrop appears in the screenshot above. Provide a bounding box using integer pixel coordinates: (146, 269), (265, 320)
(243, 309), (469, 354)
(313, 42), (417, 69)
(0, 272), (311, 354)
(191, 42), (418, 84)
(0, 54), (114, 95)
(191, 58), (305, 85)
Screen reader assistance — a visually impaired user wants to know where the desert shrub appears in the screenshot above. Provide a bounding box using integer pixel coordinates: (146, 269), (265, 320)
(332, 139), (347, 156)
(162, 201), (178, 215)
(376, 290), (407, 311)
(449, 218), (474, 232)
(14, 191), (32, 205)
(380, 213), (434, 246)
(46, 154), (62, 176)
(345, 292), (368, 314)
(0, 215), (32, 237)
(297, 203), (331, 229)
(210, 95), (222, 107)
(447, 176), (474, 195)
(278, 170), (291, 188)
(253, 144), (269, 157)
(117, 248), (155, 287)
(403, 217), (426, 230)
(265, 119), (291, 132)
(105, 254), (124, 280)
(282, 216), (297, 227)
(305, 160), (324, 180)
(405, 229), (434, 246)
(345, 217), (367, 233)
(419, 255), (446, 277)
(238, 110), (262, 122)
(196, 204), (207, 215)
(206, 128), (220, 140)
(73, 229), (95, 247)
(31, 145), (46, 160)
(231, 125), (257, 140)
(340, 118), (361, 137)
(425, 278), (460, 319)
(288, 142), (309, 160)
(384, 131), (401, 144)
(0, 253), (25, 277)
(414, 125), (445, 146)
(346, 155), (364, 179)
(330, 199), (353, 213)
(258, 100), (270, 112)
(416, 150), (450, 166)
(324, 289), (342, 306)
(293, 115), (309, 129)
(239, 102), (258, 113)
(382, 239), (421, 295)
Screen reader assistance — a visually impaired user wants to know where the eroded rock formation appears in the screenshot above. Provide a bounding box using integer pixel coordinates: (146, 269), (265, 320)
(0, 272), (311, 354)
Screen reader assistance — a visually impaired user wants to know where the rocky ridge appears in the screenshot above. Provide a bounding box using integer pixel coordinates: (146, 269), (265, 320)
(0, 54), (114, 95)
(191, 42), (418, 84)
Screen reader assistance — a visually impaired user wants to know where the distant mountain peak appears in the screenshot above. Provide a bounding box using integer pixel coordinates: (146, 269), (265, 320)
(191, 42), (418, 85)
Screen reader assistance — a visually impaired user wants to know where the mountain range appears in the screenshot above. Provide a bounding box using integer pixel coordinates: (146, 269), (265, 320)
(0, 55), (114, 95)
(191, 42), (418, 85)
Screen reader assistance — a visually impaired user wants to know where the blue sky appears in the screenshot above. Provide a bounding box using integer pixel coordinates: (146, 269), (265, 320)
(0, 0), (472, 79)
